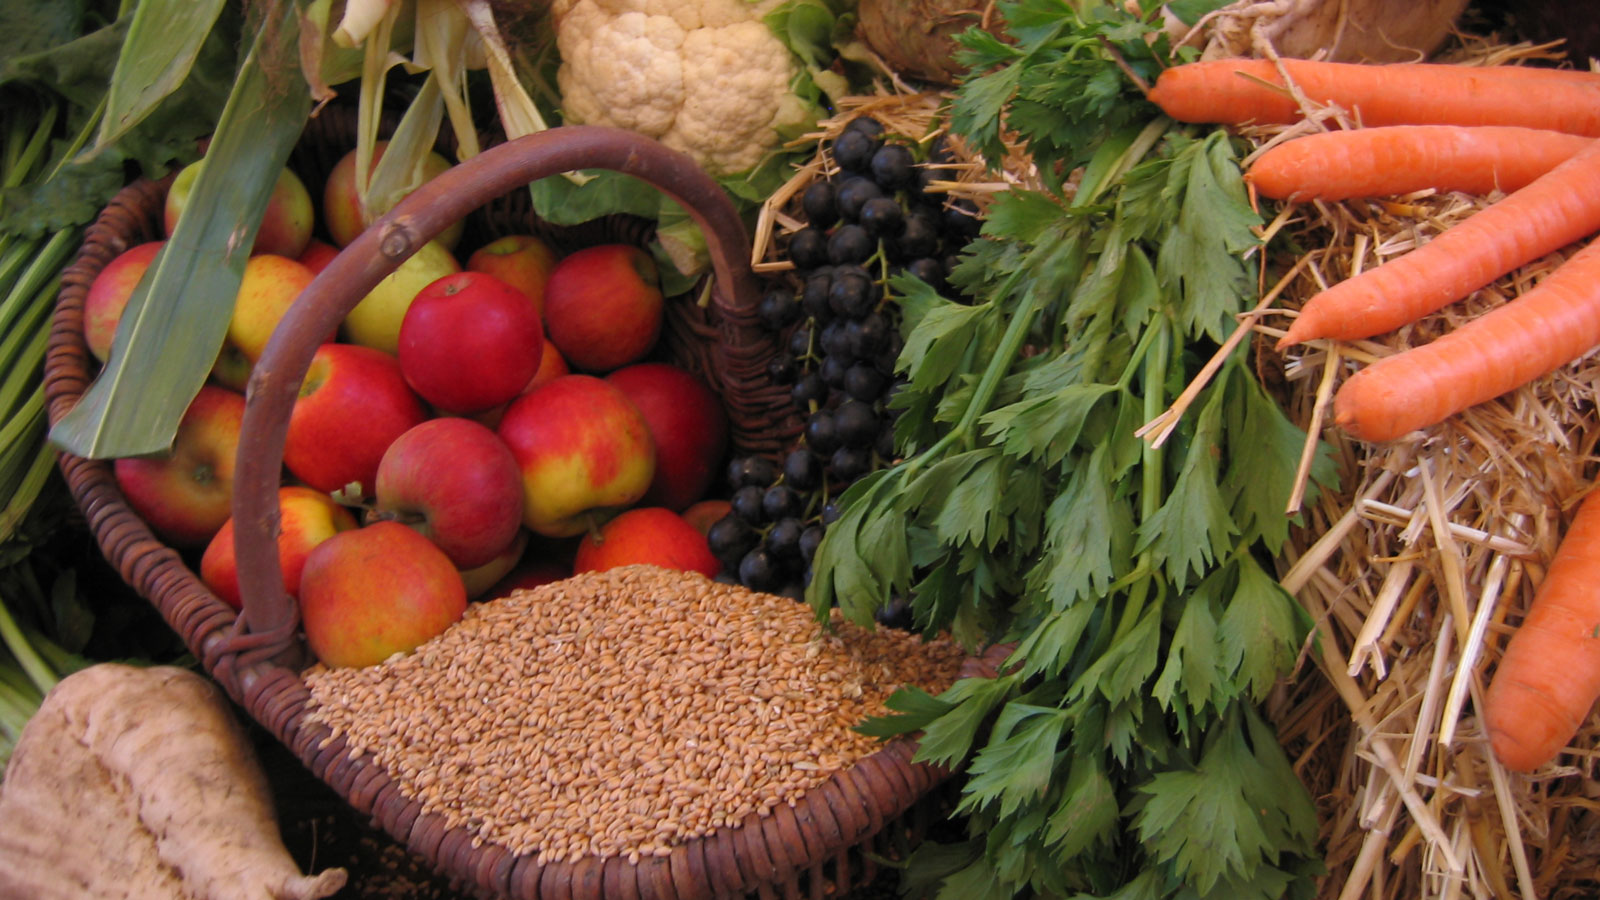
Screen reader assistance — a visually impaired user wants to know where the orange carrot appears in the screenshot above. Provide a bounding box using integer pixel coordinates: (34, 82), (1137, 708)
(1247, 126), (1593, 202)
(1332, 236), (1600, 442)
(1277, 138), (1600, 348)
(1484, 489), (1600, 772)
(1149, 59), (1600, 136)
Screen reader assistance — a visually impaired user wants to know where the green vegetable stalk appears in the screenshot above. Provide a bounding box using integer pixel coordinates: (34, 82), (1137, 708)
(808, 2), (1338, 898)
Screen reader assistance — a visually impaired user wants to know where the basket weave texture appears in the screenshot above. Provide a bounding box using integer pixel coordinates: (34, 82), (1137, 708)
(43, 107), (1004, 899)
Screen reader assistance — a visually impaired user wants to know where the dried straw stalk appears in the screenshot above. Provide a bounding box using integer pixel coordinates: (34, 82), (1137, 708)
(1228, 41), (1600, 900)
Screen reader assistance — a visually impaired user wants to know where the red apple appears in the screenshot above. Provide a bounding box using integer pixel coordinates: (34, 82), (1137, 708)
(297, 239), (341, 274)
(604, 362), (729, 511)
(166, 161), (314, 259)
(681, 498), (732, 536)
(496, 375), (656, 538)
(322, 141), (463, 250)
(527, 339), (569, 392)
(542, 244), (664, 372)
(112, 385), (246, 548)
(397, 271), (545, 414)
(466, 234), (559, 318)
(298, 521), (468, 668)
(371, 417), (524, 569)
(284, 343), (429, 496)
(343, 239), (461, 356)
(83, 241), (163, 363)
(572, 507), (720, 578)
(459, 529), (529, 600)
(483, 557), (570, 600)
(200, 485), (359, 610)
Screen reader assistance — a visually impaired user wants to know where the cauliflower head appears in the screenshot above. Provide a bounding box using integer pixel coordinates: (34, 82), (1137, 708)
(552, 0), (812, 176)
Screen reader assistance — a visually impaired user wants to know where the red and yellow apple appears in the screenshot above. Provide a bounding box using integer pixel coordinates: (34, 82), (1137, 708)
(83, 241), (163, 363)
(397, 271), (545, 415)
(297, 239), (341, 274)
(371, 417), (525, 569)
(459, 529), (529, 599)
(298, 521), (467, 668)
(495, 375), (656, 538)
(572, 507), (720, 578)
(604, 362), (729, 511)
(681, 498), (732, 536)
(322, 141), (463, 250)
(165, 161), (315, 259)
(112, 385), (246, 548)
(284, 342), (428, 496)
(343, 239), (461, 356)
(200, 485), (359, 610)
(527, 339), (569, 392)
(541, 244), (665, 372)
(465, 234), (559, 319)
(225, 253), (318, 363)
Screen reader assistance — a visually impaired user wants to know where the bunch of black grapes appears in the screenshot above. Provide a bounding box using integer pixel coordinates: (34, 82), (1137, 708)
(708, 116), (981, 618)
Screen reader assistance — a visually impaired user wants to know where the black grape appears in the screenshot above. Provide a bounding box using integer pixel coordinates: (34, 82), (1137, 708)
(833, 129), (877, 173)
(782, 448), (822, 490)
(738, 548), (779, 591)
(757, 288), (800, 331)
(835, 176), (883, 223)
(827, 224), (874, 265)
(834, 400), (879, 447)
(730, 484), (767, 523)
(801, 180), (839, 229)
(858, 197), (905, 240)
(788, 227), (829, 269)
(726, 455), (776, 489)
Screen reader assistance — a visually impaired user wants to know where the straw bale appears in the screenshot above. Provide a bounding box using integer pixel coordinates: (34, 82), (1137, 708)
(1238, 42), (1600, 900)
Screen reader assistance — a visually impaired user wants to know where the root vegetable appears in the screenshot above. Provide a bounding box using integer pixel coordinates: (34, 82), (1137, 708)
(1162, 0), (1469, 65)
(856, 0), (1004, 86)
(1277, 137), (1600, 347)
(1246, 125), (1593, 202)
(1331, 236), (1600, 442)
(1148, 59), (1600, 136)
(0, 664), (346, 900)
(1483, 490), (1600, 772)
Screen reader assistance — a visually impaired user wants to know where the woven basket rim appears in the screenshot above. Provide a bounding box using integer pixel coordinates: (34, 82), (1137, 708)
(42, 117), (1005, 900)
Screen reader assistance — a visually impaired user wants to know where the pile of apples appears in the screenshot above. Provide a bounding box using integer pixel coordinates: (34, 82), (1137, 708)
(86, 143), (737, 668)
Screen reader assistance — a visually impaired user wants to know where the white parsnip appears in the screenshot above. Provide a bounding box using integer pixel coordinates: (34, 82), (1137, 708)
(0, 664), (346, 900)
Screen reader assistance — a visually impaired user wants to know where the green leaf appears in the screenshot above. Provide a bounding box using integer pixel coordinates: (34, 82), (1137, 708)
(1224, 361), (1338, 552)
(1135, 380), (1237, 590)
(898, 297), (998, 396)
(958, 704), (1068, 817)
(0, 1), (91, 60)
(935, 853), (1016, 900)
(1218, 555), (1304, 702)
(806, 469), (900, 624)
(1071, 600), (1161, 707)
(49, 2), (311, 458)
(1152, 576), (1226, 715)
(1155, 132), (1260, 342)
(949, 61), (1024, 167)
(1024, 442), (1125, 613)
(855, 685), (955, 738)
(913, 674), (1018, 769)
(932, 449), (1006, 550)
(93, 0), (227, 152)
(1009, 603), (1097, 680)
(1130, 714), (1274, 894)
(1043, 749), (1119, 861)
(980, 382), (1117, 465)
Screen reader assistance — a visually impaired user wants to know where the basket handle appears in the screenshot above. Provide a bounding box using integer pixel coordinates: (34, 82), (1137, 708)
(227, 125), (760, 685)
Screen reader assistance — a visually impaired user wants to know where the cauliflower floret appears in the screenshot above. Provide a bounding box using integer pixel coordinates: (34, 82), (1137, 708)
(553, 0), (810, 176)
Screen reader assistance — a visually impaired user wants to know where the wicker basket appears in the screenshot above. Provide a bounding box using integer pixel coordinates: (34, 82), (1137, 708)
(43, 110), (1004, 899)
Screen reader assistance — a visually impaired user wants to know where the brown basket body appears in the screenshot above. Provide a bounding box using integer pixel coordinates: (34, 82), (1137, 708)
(43, 111), (1001, 899)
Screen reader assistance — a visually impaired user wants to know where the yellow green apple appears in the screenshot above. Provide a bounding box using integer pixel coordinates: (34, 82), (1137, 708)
(342, 240), (461, 356)
(165, 161), (315, 259)
(225, 254), (318, 363)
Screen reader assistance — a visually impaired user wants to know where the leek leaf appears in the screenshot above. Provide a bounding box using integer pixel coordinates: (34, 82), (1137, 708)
(49, 2), (312, 459)
(92, 0), (228, 153)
